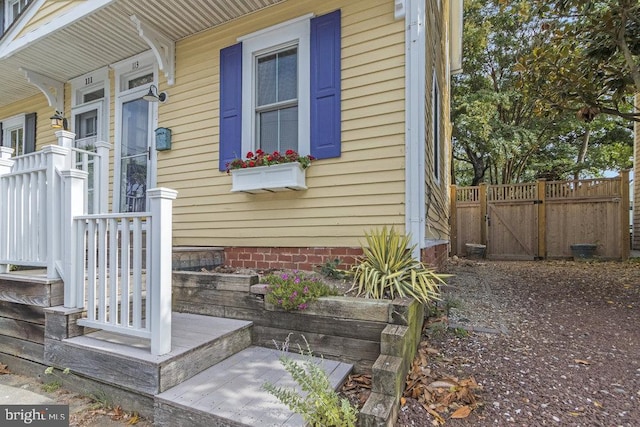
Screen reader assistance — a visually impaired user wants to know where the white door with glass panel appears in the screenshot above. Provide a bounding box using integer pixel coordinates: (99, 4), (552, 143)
(116, 73), (155, 213)
(73, 89), (105, 214)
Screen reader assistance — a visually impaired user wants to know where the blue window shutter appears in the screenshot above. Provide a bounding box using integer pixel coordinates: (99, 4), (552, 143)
(24, 113), (36, 153)
(310, 10), (341, 159)
(219, 42), (242, 171)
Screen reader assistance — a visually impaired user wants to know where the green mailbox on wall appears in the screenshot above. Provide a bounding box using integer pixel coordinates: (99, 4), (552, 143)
(155, 127), (172, 151)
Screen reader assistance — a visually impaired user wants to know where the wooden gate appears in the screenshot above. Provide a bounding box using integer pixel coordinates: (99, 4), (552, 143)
(486, 183), (540, 260)
(450, 173), (630, 260)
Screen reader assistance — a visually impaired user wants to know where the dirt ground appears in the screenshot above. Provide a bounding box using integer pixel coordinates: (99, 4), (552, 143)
(396, 258), (640, 426)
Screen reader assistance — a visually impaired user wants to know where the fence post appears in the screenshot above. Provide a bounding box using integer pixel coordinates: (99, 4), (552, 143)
(148, 187), (178, 356)
(536, 179), (546, 259)
(479, 183), (488, 246)
(620, 170), (630, 260)
(95, 142), (112, 214)
(0, 147), (15, 274)
(61, 169), (88, 308)
(450, 185), (458, 256)
(44, 145), (70, 279)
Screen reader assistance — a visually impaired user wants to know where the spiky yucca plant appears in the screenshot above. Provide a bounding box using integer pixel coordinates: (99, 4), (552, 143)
(350, 227), (445, 304)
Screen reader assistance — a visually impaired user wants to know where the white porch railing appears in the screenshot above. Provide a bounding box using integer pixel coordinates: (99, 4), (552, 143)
(72, 189), (177, 355)
(0, 131), (110, 278)
(0, 130), (177, 355)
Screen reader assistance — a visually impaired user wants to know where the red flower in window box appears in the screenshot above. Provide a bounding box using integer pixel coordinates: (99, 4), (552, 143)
(226, 149), (314, 173)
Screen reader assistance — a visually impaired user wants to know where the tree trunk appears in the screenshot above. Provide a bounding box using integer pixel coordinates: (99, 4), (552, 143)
(574, 127), (590, 181)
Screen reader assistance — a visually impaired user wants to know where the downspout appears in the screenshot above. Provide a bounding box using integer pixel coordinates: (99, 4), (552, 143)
(404, 0), (426, 260)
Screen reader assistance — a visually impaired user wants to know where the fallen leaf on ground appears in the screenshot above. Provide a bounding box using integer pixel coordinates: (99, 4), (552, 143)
(0, 363), (10, 374)
(574, 359), (591, 365)
(429, 380), (457, 389)
(451, 405), (472, 419)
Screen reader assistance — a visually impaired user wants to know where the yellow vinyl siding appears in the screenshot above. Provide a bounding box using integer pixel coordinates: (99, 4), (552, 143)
(0, 94), (56, 151)
(157, 0), (406, 248)
(17, 1), (83, 39)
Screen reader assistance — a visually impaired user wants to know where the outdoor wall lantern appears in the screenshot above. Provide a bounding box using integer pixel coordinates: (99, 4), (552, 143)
(50, 111), (68, 130)
(143, 85), (167, 103)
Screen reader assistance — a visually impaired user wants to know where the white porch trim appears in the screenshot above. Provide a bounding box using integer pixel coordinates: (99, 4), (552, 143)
(130, 15), (176, 86)
(0, 0), (116, 59)
(20, 68), (64, 112)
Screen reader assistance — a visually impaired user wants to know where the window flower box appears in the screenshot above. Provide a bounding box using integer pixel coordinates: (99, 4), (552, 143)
(230, 162), (308, 193)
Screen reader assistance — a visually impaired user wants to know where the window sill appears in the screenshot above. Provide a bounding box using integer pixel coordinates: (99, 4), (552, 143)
(230, 162), (308, 194)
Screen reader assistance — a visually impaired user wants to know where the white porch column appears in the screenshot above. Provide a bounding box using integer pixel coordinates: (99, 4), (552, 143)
(0, 147), (15, 274)
(61, 169), (88, 307)
(95, 141), (112, 214)
(148, 187), (178, 356)
(44, 145), (70, 279)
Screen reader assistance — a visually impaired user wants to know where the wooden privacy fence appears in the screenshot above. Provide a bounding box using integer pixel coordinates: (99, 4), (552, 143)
(450, 172), (630, 260)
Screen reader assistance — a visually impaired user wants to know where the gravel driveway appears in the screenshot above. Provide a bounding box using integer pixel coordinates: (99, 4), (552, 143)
(398, 259), (640, 426)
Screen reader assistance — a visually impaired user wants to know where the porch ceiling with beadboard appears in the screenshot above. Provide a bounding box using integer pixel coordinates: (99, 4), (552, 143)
(0, 0), (284, 108)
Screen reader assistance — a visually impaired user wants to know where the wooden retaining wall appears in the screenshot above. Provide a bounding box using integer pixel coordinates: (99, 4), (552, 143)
(172, 271), (424, 375)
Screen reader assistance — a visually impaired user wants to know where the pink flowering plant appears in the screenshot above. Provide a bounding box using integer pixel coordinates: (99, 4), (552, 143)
(263, 272), (338, 311)
(226, 149), (314, 173)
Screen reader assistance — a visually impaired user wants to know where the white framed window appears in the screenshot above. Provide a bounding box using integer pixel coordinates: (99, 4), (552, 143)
(70, 68), (109, 146)
(240, 15), (311, 156)
(2, 115), (25, 156)
(4, 0), (28, 29)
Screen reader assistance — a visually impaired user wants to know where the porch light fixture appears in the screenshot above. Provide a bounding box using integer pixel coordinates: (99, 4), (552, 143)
(143, 85), (167, 103)
(50, 111), (68, 130)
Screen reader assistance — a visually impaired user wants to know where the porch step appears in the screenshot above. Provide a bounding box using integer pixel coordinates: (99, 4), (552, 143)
(0, 270), (62, 307)
(44, 313), (252, 395)
(172, 246), (225, 271)
(154, 346), (353, 427)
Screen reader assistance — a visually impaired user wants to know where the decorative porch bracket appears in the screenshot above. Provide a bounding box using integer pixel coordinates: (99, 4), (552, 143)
(21, 68), (64, 112)
(130, 15), (175, 86)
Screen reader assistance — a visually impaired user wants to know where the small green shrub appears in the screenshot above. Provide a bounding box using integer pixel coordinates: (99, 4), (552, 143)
(350, 227), (446, 304)
(453, 327), (469, 338)
(42, 367), (70, 392)
(264, 272), (339, 311)
(263, 336), (358, 427)
(316, 258), (350, 280)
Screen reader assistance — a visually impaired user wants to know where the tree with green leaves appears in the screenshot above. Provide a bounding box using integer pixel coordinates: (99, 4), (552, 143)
(452, 0), (634, 185)
(517, 0), (640, 122)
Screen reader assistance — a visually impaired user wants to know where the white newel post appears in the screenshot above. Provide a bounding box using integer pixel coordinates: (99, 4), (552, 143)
(0, 147), (15, 274)
(148, 187), (178, 356)
(61, 169), (88, 308)
(95, 141), (112, 214)
(55, 130), (76, 169)
(44, 145), (70, 279)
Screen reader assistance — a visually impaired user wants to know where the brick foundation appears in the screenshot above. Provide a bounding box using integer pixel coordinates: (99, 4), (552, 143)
(421, 242), (449, 270)
(223, 247), (364, 271)
(223, 242), (450, 272)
